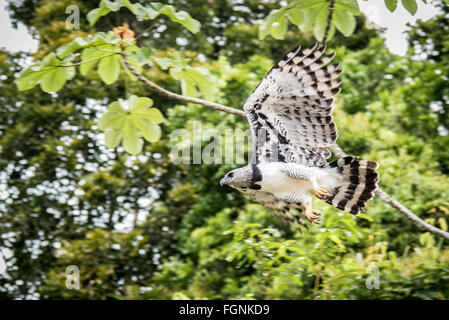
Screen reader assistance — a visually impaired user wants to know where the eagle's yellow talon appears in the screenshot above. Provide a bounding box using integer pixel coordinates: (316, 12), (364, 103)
(314, 186), (329, 198)
(305, 208), (322, 224)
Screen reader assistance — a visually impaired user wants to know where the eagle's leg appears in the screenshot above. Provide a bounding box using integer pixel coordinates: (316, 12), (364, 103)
(304, 202), (322, 224)
(295, 201), (321, 224)
(278, 194), (321, 224)
(311, 178), (329, 198)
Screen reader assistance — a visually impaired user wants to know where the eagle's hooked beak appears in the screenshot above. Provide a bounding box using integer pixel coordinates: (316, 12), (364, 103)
(220, 177), (228, 187)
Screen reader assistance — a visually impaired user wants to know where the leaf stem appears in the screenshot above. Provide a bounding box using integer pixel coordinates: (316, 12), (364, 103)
(135, 17), (160, 41)
(59, 53), (118, 67)
(93, 48), (123, 53)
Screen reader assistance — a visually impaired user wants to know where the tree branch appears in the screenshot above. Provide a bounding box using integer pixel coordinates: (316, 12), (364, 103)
(121, 56), (246, 117)
(122, 55), (449, 240)
(323, 0), (335, 44)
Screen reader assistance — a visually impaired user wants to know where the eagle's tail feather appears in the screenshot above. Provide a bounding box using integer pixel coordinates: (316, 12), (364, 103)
(323, 156), (379, 215)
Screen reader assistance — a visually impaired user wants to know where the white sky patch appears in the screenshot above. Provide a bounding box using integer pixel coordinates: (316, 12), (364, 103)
(0, 0), (38, 53)
(359, 0), (440, 55)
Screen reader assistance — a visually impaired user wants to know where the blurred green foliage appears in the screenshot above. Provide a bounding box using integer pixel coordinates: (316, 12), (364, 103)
(1, 0), (449, 300)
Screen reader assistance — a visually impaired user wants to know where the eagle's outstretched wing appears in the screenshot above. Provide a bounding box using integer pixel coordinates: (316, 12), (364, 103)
(244, 43), (342, 167)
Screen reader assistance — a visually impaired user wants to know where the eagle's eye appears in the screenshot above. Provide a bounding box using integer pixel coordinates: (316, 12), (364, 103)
(228, 172), (234, 178)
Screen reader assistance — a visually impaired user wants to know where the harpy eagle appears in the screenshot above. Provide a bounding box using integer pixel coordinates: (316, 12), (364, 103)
(220, 44), (379, 227)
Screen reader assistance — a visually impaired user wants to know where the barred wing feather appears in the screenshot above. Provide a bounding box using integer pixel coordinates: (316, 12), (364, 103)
(244, 44), (343, 167)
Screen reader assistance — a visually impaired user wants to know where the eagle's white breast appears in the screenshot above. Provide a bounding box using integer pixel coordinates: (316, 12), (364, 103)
(257, 162), (343, 201)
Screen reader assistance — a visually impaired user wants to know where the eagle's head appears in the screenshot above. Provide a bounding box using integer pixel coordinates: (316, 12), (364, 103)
(220, 165), (254, 188)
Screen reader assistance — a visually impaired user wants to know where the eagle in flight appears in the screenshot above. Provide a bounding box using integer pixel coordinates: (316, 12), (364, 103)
(220, 44), (379, 227)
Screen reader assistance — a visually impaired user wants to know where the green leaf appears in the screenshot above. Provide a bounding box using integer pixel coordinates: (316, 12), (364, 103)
(180, 77), (196, 97)
(327, 24), (336, 41)
(439, 218), (448, 231)
(87, 1), (201, 33)
(286, 7), (304, 26)
(152, 4), (201, 33)
(260, 0), (356, 41)
(65, 66), (76, 80)
(402, 0), (418, 15)
(131, 117), (161, 142)
(104, 129), (122, 148)
(99, 101), (127, 130)
(98, 97), (163, 154)
(87, 6), (111, 26)
(86, 1), (129, 26)
(80, 47), (115, 76)
(102, 0), (124, 11)
(329, 234), (345, 249)
(16, 64), (51, 91)
(299, 0), (327, 10)
(195, 78), (215, 101)
(152, 56), (177, 70)
(384, 0), (398, 12)
(126, 46), (152, 65)
(333, 7), (357, 36)
(98, 54), (121, 84)
(259, 8), (288, 40)
(134, 108), (164, 124)
(358, 213), (374, 222)
(335, 0), (360, 15)
(154, 52), (221, 100)
(271, 14), (288, 39)
(109, 101), (127, 113)
(129, 96), (153, 111)
(16, 53), (75, 92)
(99, 108), (126, 130)
(39, 67), (69, 93)
(183, 67), (218, 100)
(295, 8), (317, 32)
(122, 119), (143, 155)
(313, 3), (329, 42)
(41, 53), (61, 67)
(125, 2), (148, 20)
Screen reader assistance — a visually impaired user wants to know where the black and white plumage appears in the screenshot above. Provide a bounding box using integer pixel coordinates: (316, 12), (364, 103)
(220, 44), (379, 227)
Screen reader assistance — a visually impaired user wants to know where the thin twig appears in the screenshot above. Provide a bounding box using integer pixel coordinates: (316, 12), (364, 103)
(60, 53), (118, 67)
(94, 48), (123, 53)
(121, 54), (449, 240)
(135, 17), (160, 41)
(376, 188), (449, 239)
